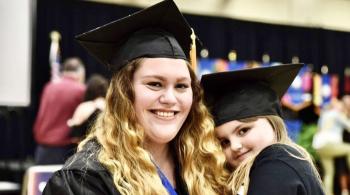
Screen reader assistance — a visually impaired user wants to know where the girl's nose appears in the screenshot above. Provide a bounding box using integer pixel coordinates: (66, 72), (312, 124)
(231, 142), (243, 151)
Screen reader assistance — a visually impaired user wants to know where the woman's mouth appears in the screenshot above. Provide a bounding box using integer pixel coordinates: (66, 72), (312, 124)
(150, 110), (179, 119)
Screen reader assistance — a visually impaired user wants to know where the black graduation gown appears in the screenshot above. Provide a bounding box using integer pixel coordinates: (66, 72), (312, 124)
(247, 143), (325, 195)
(43, 140), (189, 195)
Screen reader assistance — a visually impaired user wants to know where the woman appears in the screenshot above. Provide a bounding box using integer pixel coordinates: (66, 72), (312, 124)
(201, 64), (324, 195)
(43, 1), (226, 195)
(67, 74), (108, 143)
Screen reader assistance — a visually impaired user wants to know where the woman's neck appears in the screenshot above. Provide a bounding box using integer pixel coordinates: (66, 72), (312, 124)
(146, 142), (171, 167)
(145, 142), (176, 187)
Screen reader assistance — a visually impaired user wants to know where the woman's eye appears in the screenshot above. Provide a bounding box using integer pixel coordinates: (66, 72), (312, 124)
(147, 82), (162, 88)
(220, 139), (230, 148)
(176, 83), (189, 89)
(238, 128), (249, 136)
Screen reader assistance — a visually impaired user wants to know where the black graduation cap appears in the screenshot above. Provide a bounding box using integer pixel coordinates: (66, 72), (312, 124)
(75, 0), (196, 72)
(201, 64), (303, 126)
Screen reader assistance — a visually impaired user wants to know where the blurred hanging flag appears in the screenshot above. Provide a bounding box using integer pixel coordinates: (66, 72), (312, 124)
(321, 74), (331, 106)
(198, 58), (215, 78)
(228, 60), (245, 71)
(344, 67), (350, 94)
(287, 66), (305, 105)
(301, 65), (313, 93)
(330, 74), (339, 99)
(313, 73), (322, 107)
(197, 58), (229, 78)
(213, 59), (229, 72)
(49, 31), (61, 82)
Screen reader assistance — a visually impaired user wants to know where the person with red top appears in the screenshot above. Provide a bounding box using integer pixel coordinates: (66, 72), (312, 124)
(33, 57), (86, 165)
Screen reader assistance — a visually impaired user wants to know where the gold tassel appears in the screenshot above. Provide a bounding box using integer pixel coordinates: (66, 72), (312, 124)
(190, 28), (197, 72)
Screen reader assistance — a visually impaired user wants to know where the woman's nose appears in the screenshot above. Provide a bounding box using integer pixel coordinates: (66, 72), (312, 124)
(159, 88), (177, 105)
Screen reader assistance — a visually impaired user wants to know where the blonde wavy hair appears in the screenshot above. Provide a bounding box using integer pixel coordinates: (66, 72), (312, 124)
(78, 58), (228, 195)
(226, 115), (322, 195)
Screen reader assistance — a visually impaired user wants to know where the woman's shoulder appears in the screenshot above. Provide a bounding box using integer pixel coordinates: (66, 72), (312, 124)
(63, 139), (104, 171)
(43, 140), (119, 195)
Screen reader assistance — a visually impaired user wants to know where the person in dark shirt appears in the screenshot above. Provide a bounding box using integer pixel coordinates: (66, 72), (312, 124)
(68, 74), (108, 144)
(43, 1), (227, 195)
(201, 64), (325, 195)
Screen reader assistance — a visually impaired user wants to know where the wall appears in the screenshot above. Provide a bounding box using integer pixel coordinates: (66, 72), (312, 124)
(0, 0), (33, 106)
(87, 0), (350, 32)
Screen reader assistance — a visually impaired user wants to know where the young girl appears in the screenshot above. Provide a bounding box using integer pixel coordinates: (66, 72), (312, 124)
(201, 64), (325, 195)
(43, 1), (226, 194)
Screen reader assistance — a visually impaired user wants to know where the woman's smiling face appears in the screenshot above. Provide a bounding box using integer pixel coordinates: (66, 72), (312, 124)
(132, 57), (193, 146)
(215, 118), (276, 168)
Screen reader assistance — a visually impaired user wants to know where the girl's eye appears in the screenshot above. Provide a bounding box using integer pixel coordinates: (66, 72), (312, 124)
(238, 127), (250, 136)
(175, 83), (189, 89)
(220, 139), (230, 148)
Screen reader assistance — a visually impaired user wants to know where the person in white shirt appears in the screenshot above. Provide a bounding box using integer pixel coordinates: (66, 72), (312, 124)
(313, 98), (350, 195)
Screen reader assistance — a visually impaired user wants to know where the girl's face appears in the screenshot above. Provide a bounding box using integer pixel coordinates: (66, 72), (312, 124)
(132, 58), (193, 146)
(215, 118), (276, 168)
